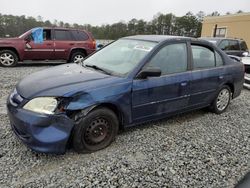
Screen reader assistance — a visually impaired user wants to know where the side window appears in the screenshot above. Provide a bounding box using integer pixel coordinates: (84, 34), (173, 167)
(54, 30), (73, 41)
(27, 30), (51, 41)
(228, 40), (240, 50)
(215, 51), (224, 66)
(240, 41), (248, 51)
(43, 29), (51, 40)
(192, 45), (215, 69)
(146, 43), (187, 75)
(79, 31), (89, 40)
(71, 30), (89, 41)
(218, 40), (230, 50)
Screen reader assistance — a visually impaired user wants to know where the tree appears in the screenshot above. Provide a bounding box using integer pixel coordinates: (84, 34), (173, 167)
(0, 11), (210, 39)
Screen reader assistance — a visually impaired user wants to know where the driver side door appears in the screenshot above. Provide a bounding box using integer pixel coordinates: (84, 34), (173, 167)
(131, 42), (191, 123)
(23, 29), (55, 60)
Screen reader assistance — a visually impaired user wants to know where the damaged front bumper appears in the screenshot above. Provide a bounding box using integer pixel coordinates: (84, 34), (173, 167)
(7, 97), (74, 154)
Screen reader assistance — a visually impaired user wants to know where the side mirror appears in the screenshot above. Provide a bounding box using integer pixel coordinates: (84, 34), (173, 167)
(137, 66), (161, 79)
(25, 35), (32, 43)
(242, 51), (249, 57)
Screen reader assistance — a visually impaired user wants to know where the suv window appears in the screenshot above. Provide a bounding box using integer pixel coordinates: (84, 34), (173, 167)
(71, 30), (89, 41)
(219, 40), (240, 51)
(228, 40), (240, 50)
(54, 30), (73, 41)
(43, 29), (51, 40)
(146, 43), (187, 75)
(240, 41), (248, 51)
(192, 45), (215, 69)
(28, 29), (51, 41)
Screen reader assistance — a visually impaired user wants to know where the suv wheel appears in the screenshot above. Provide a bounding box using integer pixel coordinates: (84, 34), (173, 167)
(211, 85), (231, 114)
(72, 107), (119, 153)
(70, 51), (85, 64)
(0, 50), (18, 67)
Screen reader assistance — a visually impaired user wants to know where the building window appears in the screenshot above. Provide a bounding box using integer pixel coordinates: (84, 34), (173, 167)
(215, 27), (227, 37)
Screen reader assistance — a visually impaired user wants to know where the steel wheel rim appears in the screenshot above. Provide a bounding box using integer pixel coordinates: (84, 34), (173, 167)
(84, 117), (111, 145)
(73, 55), (84, 63)
(216, 89), (230, 111)
(0, 53), (15, 66)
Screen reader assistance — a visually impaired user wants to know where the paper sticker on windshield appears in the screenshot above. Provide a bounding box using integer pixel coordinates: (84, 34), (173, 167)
(134, 45), (153, 52)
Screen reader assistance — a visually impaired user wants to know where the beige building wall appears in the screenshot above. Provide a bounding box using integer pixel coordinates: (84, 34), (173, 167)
(201, 13), (250, 48)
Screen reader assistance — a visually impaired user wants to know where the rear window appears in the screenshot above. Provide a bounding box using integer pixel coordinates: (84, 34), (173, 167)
(71, 30), (89, 41)
(54, 30), (73, 41)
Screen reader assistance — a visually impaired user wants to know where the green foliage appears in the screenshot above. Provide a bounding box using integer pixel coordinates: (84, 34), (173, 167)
(0, 11), (226, 39)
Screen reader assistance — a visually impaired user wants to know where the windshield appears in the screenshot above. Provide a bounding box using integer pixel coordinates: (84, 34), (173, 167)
(83, 39), (157, 76)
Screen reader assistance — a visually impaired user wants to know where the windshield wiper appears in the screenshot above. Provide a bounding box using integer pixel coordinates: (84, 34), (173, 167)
(84, 64), (112, 75)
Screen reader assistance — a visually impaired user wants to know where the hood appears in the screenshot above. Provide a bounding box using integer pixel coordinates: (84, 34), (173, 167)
(16, 63), (116, 99)
(0, 37), (22, 44)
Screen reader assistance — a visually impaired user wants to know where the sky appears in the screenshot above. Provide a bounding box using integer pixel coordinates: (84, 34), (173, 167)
(0, 0), (249, 26)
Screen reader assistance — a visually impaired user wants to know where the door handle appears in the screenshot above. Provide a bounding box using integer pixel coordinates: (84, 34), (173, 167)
(69, 43), (75, 45)
(180, 82), (188, 87)
(219, 76), (224, 80)
(46, 43), (52, 46)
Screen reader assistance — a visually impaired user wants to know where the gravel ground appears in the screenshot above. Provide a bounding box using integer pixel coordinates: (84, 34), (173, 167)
(0, 64), (250, 187)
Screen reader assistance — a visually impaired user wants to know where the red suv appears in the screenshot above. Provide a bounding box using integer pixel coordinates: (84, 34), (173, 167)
(0, 27), (96, 67)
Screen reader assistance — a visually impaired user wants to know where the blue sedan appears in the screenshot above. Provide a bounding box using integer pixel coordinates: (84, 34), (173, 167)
(7, 35), (244, 154)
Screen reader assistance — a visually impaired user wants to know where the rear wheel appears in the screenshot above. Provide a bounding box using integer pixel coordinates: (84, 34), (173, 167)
(211, 85), (231, 114)
(0, 50), (18, 67)
(72, 108), (119, 153)
(70, 51), (85, 64)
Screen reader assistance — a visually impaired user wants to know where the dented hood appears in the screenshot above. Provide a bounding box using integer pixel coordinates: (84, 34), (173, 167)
(16, 63), (114, 99)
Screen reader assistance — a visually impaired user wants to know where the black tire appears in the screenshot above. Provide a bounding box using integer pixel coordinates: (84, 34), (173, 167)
(70, 51), (85, 64)
(211, 85), (231, 114)
(72, 107), (119, 153)
(0, 50), (18, 67)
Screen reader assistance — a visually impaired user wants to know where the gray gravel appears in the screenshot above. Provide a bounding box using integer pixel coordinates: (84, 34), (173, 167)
(0, 64), (250, 187)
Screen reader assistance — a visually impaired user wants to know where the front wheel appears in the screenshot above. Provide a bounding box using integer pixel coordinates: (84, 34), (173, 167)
(70, 51), (85, 64)
(0, 50), (18, 67)
(72, 108), (119, 153)
(211, 86), (231, 114)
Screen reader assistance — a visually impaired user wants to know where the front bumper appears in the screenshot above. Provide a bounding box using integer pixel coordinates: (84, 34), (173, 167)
(7, 96), (74, 154)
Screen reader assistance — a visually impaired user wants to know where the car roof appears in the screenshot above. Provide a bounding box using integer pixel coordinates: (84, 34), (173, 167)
(200, 37), (244, 42)
(122, 35), (191, 43)
(42, 27), (87, 32)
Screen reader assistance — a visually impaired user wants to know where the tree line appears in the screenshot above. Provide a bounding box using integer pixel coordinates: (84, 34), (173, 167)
(0, 10), (244, 40)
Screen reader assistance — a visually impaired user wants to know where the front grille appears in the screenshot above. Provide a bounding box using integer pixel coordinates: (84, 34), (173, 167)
(9, 89), (24, 107)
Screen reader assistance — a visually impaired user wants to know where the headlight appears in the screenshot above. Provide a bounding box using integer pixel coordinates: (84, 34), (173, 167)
(23, 97), (58, 114)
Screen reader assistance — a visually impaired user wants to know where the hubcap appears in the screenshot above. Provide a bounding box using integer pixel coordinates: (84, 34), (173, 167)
(73, 55), (84, 63)
(84, 118), (111, 145)
(216, 89), (230, 111)
(0, 53), (15, 66)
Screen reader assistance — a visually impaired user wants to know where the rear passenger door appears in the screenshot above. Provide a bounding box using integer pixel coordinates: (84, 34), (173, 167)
(53, 29), (75, 60)
(189, 43), (225, 107)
